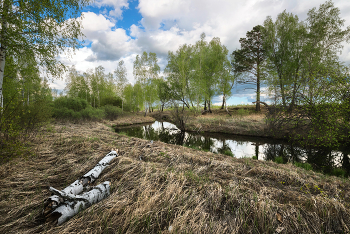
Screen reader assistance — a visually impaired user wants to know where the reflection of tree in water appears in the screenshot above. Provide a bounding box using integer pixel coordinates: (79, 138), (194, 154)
(117, 122), (350, 176)
(264, 144), (288, 162)
(217, 139), (233, 156)
(263, 143), (350, 175)
(143, 125), (159, 141)
(183, 134), (215, 152)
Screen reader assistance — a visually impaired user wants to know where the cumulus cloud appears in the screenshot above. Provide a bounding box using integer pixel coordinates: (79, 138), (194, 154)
(94, 0), (129, 18)
(81, 12), (139, 61)
(55, 0), (350, 92)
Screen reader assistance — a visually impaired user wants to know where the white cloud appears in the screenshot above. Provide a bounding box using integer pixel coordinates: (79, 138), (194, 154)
(80, 12), (139, 61)
(55, 0), (350, 92)
(81, 12), (115, 33)
(94, 0), (129, 18)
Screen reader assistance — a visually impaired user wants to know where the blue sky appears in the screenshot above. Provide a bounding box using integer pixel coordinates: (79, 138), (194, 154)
(52, 0), (350, 106)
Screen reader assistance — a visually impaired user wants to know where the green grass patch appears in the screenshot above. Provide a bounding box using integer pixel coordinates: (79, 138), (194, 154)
(274, 156), (284, 164)
(294, 162), (313, 171)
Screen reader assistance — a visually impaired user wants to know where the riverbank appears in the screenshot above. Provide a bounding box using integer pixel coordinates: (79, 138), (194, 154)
(149, 107), (280, 139)
(108, 113), (155, 127)
(1, 121), (350, 233)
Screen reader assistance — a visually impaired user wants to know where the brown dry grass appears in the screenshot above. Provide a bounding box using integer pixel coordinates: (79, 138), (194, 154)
(151, 108), (270, 137)
(108, 114), (155, 128)
(1, 120), (350, 233)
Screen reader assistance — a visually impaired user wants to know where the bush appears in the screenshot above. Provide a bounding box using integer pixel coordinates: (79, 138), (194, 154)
(224, 150), (234, 157)
(274, 156), (284, 164)
(104, 105), (122, 120)
(81, 106), (105, 120)
(53, 96), (88, 112)
(294, 162), (313, 170)
(329, 168), (346, 178)
(101, 96), (122, 107)
(0, 98), (52, 163)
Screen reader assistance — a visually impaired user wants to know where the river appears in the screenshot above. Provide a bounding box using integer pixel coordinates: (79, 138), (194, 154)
(115, 121), (350, 176)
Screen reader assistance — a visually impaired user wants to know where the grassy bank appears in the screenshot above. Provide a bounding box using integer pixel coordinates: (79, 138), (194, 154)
(150, 106), (273, 138)
(1, 120), (350, 233)
(108, 113), (155, 128)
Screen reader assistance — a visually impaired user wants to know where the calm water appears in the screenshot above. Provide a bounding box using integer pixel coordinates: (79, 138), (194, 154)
(115, 121), (350, 176)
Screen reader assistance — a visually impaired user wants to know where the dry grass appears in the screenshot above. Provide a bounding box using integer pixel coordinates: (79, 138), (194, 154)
(1, 120), (350, 233)
(108, 114), (155, 128)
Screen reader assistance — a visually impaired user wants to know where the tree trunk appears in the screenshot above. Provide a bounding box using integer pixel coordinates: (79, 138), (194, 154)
(221, 95), (225, 109)
(0, 4), (8, 110)
(256, 63), (261, 112)
(208, 99), (212, 113)
(204, 99), (207, 111)
(47, 181), (111, 225)
(43, 150), (117, 216)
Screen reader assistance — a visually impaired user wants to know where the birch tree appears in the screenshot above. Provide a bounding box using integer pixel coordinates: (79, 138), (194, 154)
(133, 52), (160, 115)
(115, 60), (128, 111)
(165, 44), (194, 109)
(0, 0), (89, 109)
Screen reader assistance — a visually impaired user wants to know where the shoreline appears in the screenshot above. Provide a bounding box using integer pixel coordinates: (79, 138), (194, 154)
(1, 121), (350, 233)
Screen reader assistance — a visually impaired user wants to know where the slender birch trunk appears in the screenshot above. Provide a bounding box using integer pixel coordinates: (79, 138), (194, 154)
(0, 46), (5, 110)
(0, 1), (8, 110)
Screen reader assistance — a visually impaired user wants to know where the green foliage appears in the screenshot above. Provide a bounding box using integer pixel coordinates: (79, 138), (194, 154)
(263, 1), (350, 148)
(101, 96), (122, 107)
(52, 96), (105, 121)
(133, 51), (160, 113)
(0, 69), (53, 163)
(53, 96), (88, 112)
(80, 106), (105, 120)
(104, 105), (122, 121)
(274, 156), (284, 164)
(294, 162), (313, 171)
(223, 150), (234, 157)
(232, 25), (266, 112)
(328, 168), (346, 178)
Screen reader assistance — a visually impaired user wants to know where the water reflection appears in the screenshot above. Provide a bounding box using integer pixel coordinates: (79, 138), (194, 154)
(115, 121), (350, 176)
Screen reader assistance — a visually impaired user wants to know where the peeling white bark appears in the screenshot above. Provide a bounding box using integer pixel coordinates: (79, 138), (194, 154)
(43, 150), (118, 216)
(48, 181), (111, 225)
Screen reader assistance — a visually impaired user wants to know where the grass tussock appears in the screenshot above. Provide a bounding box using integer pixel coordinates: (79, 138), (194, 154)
(1, 121), (350, 233)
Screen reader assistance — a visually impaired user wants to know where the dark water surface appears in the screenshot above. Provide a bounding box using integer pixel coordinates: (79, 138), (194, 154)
(115, 121), (350, 176)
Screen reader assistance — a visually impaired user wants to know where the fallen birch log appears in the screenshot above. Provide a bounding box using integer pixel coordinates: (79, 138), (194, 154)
(47, 181), (111, 225)
(43, 150), (118, 218)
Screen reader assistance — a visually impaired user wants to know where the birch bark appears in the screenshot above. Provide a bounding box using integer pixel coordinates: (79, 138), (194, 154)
(47, 181), (111, 225)
(43, 150), (118, 216)
(0, 0), (9, 110)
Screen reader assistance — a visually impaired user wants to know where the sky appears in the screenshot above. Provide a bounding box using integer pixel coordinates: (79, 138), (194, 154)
(51, 0), (350, 106)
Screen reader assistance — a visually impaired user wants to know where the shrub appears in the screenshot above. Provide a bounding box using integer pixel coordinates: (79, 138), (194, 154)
(53, 96), (88, 112)
(329, 168), (346, 178)
(104, 105), (122, 120)
(274, 156), (284, 164)
(80, 106), (105, 120)
(224, 150), (234, 157)
(294, 162), (313, 170)
(101, 96), (122, 107)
